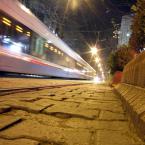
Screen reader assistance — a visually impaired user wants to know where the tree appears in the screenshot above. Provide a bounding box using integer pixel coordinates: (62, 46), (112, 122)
(108, 51), (117, 74)
(108, 45), (133, 74)
(129, 0), (145, 52)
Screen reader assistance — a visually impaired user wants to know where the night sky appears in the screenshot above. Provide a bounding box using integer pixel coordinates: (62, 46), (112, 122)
(73, 0), (136, 41)
(67, 0), (136, 69)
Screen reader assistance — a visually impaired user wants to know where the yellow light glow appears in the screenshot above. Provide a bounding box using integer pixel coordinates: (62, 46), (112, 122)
(98, 63), (101, 68)
(71, 0), (78, 10)
(16, 25), (23, 30)
(15, 25), (23, 33)
(58, 51), (61, 55)
(91, 47), (98, 55)
(16, 28), (23, 33)
(100, 67), (103, 72)
(54, 49), (57, 53)
(66, 57), (70, 62)
(95, 57), (100, 63)
(2, 20), (11, 26)
(26, 34), (30, 37)
(2, 17), (11, 23)
(44, 43), (48, 48)
(50, 46), (54, 51)
(26, 32), (31, 37)
(77, 63), (82, 67)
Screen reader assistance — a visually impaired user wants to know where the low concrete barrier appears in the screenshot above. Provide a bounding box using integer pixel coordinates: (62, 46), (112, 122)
(115, 51), (145, 141)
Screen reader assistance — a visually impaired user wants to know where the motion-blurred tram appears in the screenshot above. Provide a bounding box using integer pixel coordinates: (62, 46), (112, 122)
(0, 0), (96, 79)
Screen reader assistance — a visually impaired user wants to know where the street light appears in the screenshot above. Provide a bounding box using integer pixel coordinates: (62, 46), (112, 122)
(91, 47), (98, 55)
(98, 63), (101, 68)
(95, 57), (100, 63)
(71, 0), (78, 10)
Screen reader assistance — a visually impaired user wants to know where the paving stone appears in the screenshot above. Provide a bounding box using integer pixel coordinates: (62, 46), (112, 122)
(95, 130), (144, 145)
(0, 96), (41, 103)
(6, 110), (34, 120)
(80, 102), (124, 113)
(99, 110), (126, 121)
(41, 96), (67, 101)
(64, 98), (85, 103)
(104, 92), (118, 98)
(6, 110), (64, 127)
(77, 94), (119, 101)
(34, 99), (77, 107)
(0, 138), (39, 145)
(34, 99), (56, 107)
(0, 105), (11, 114)
(0, 115), (21, 130)
(85, 99), (122, 106)
(43, 103), (99, 120)
(64, 118), (130, 131)
(1, 100), (47, 113)
(0, 120), (91, 145)
(0, 80), (144, 145)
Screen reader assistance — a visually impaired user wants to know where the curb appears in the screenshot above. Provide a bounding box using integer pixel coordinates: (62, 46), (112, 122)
(114, 83), (145, 141)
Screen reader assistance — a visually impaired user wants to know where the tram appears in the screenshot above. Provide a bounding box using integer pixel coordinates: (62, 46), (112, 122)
(0, 0), (96, 79)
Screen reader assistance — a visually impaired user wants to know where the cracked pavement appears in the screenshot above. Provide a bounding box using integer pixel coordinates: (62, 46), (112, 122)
(0, 78), (144, 145)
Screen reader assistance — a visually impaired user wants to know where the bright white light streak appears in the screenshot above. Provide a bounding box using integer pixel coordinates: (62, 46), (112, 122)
(93, 76), (101, 84)
(19, 4), (32, 15)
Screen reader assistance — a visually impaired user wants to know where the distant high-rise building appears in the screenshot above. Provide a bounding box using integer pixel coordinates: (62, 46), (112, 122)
(118, 15), (133, 47)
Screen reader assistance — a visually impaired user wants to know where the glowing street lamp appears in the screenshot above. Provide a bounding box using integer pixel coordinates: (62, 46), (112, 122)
(91, 47), (98, 55)
(95, 57), (100, 63)
(100, 67), (103, 72)
(98, 63), (101, 68)
(71, 0), (78, 10)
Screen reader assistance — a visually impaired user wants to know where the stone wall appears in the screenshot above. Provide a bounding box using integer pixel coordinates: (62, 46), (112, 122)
(122, 51), (145, 88)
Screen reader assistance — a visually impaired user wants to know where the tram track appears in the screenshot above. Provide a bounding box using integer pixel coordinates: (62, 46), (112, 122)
(0, 83), (90, 96)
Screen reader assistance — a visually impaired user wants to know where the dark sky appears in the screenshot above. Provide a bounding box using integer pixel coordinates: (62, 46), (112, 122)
(67, 0), (136, 70)
(73, 0), (136, 41)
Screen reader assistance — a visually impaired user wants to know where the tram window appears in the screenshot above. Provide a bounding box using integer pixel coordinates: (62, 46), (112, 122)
(0, 12), (76, 69)
(30, 32), (48, 60)
(0, 13), (31, 54)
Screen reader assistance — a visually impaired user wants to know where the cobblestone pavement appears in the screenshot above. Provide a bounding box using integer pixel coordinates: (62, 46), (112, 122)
(0, 79), (144, 145)
(0, 78), (90, 90)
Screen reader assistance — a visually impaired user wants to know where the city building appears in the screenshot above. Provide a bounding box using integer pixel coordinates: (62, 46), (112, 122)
(118, 15), (133, 47)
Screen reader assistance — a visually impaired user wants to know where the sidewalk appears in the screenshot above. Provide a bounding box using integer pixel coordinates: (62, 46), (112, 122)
(0, 82), (144, 145)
